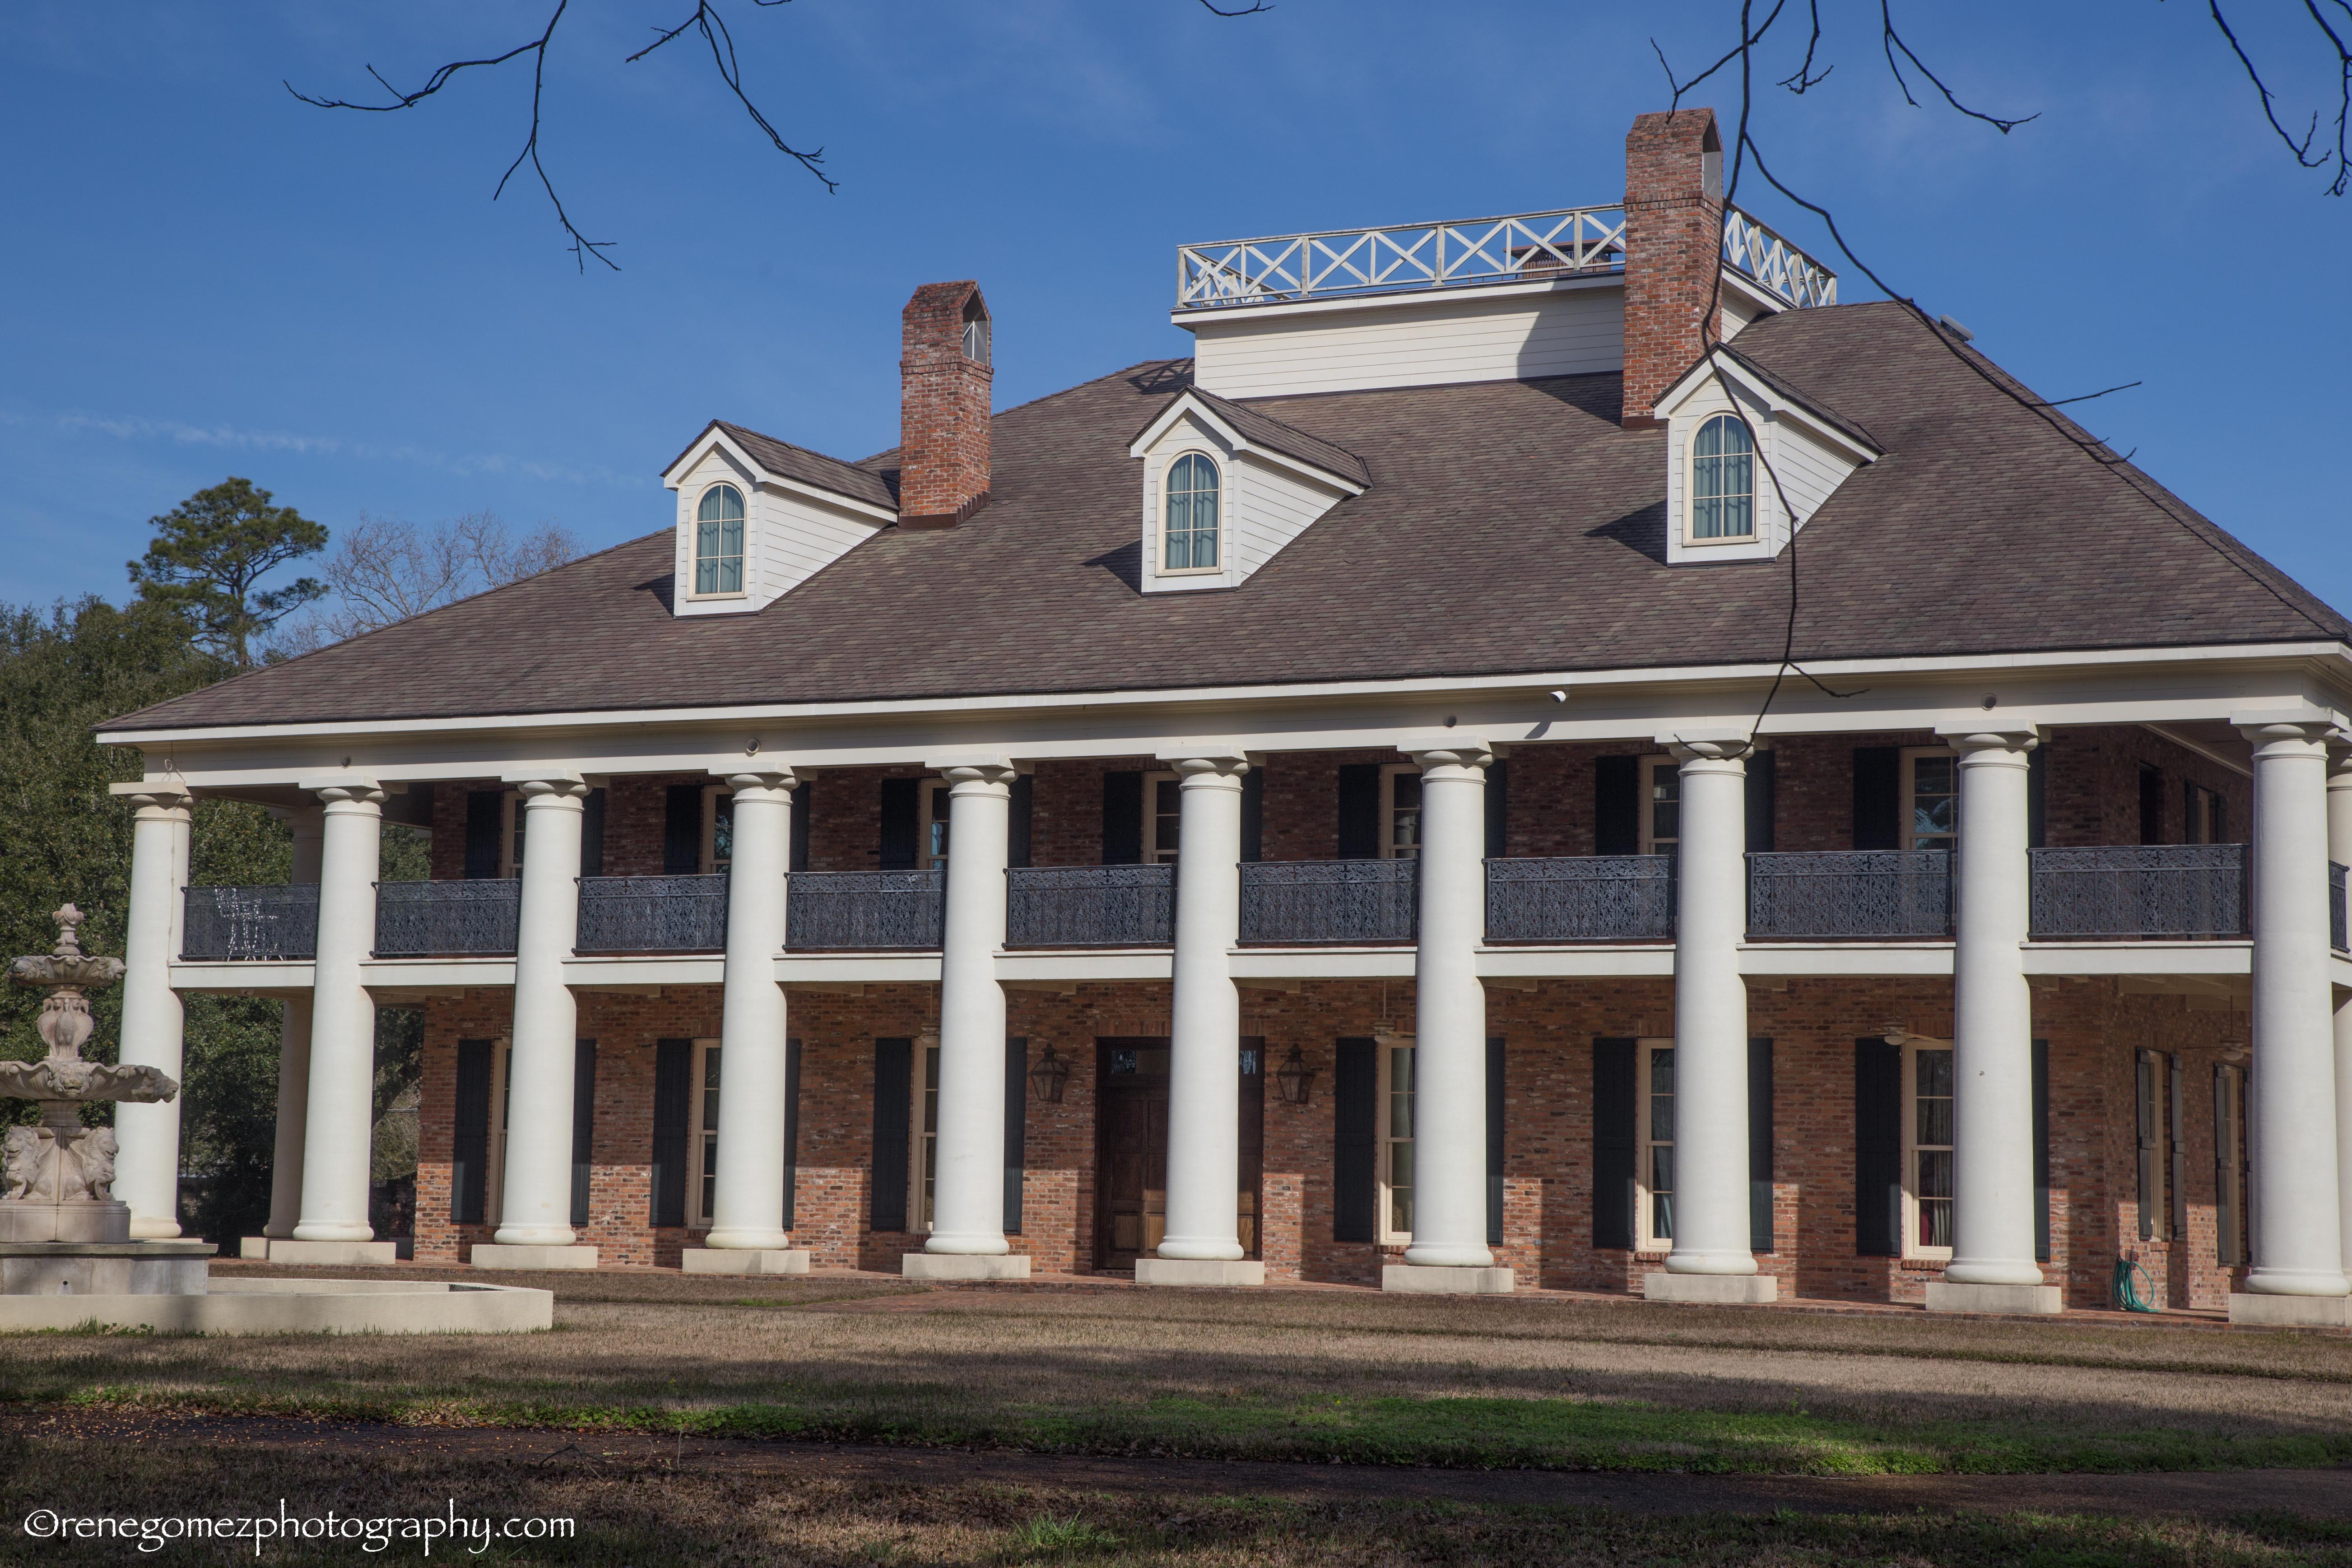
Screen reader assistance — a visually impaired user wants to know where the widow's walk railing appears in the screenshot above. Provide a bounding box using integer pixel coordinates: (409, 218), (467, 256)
(1485, 856), (1675, 943)
(1005, 865), (1174, 948)
(576, 874), (729, 954)
(784, 869), (944, 951)
(2028, 845), (2248, 940)
(1747, 850), (1953, 939)
(1239, 859), (1418, 944)
(181, 884), (321, 960)
(374, 879), (521, 957)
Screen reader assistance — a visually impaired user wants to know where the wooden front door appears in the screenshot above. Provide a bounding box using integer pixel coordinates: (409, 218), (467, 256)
(1094, 1037), (1266, 1269)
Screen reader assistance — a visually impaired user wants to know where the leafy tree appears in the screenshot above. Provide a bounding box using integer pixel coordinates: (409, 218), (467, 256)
(126, 478), (327, 670)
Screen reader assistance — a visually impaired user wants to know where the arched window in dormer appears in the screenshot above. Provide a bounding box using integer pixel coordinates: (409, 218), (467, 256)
(695, 483), (746, 594)
(1163, 453), (1220, 571)
(1690, 414), (1755, 540)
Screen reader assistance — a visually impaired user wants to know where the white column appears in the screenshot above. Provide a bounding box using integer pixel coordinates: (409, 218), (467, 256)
(1936, 727), (2048, 1299)
(1400, 741), (1499, 1277)
(2330, 739), (2352, 1283)
(491, 774), (589, 1249)
(706, 768), (797, 1252)
(263, 805), (325, 1239)
(2237, 716), (2348, 1298)
(114, 786), (193, 1240)
(293, 780), (385, 1243)
(1153, 750), (1251, 1274)
(1659, 737), (1758, 1280)
(918, 759), (1020, 1266)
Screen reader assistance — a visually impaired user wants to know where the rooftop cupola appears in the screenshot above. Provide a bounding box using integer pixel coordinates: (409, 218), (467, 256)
(899, 281), (993, 529)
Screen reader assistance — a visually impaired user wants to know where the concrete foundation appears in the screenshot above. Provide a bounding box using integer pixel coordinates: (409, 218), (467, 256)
(469, 1244), (600, 1270)
(1135, 1257), (1266, 1287)
(1643, 1270), (1780, 1304)
(1381, 1264), (1515, 1295)
(1924, 1281), (2066, 1316)
(0, 1277), (552, 1335)
(681, 1247), (811, 1276)
(2228, 1291), (2352, 1328)
(902, 1252), (1032, 1280)
(238, 1238), (398, 1266)
(0, 1240), (212, 1297)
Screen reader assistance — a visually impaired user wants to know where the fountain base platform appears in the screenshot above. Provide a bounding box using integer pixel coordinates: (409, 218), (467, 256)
(0, 1238), (212, 1295)
(0, 1259), (551, 1334)
(0, 1199), (132, 1244)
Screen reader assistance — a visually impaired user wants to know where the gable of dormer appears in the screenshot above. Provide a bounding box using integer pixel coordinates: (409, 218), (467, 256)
(1127, 389), (1367, 595)
(1653, 348), (1880, 566)
(660, 422), (898, 616)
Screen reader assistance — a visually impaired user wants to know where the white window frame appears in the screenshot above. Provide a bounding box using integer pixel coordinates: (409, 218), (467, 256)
(701, 782), (734, 874)
(2135, 1048), (2172, 1243)
(909, 1034), (941, 1234)
(1682, 411), (1759, 547)
(2215, 1062), (2247, 1266)
(2184, 781), (2227, 846)
(1638, 755), (1680, 855)
(1375, 1034), (1415, 1244)
(1156, 450), (1224, 577)
(918, 780), (952, 871)
(482, 1037), (514, 1227)
(688, 482), (748, 601)
(1900, 746), (1959, 852)
(1635, 1038), (1676, 1252)
(688, 1037), (721, 1231)
(497, 789), (526, 878)
(1902, 1038), (1956, 1261)
(1143, 770), (1181, 864)
(1379, 763), (1422, 860)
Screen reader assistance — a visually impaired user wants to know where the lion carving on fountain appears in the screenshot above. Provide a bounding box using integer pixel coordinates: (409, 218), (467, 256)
(3, 1125), (117, 1204)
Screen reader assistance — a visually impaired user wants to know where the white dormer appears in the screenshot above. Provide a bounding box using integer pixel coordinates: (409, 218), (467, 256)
(661, 421), (899, 616)
(1653, 349), (1879, 566)
(1126, 388), (1368, 594)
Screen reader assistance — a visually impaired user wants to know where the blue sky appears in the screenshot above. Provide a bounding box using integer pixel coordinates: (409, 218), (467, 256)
(3, 1), (2347, 617)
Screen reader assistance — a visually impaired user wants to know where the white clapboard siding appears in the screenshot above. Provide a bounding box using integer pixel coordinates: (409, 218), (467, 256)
(673, 451), (887, 616)
(1661, 381), (1864, 567)
(1187, 285), (1624, 399)
(1135, 412), (1352, 593)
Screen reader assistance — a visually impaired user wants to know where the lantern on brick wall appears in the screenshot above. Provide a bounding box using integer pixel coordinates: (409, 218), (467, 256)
(1027, 1044), (1071, 1105)
(1274, 1046), (1316, 1106)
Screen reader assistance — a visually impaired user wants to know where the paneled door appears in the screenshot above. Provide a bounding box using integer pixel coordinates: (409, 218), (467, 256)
(1094, 1038), (1265, 1269)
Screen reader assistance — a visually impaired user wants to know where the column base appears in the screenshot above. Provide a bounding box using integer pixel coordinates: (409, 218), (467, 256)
(469, 1244), (600, 1270)
(2228, 1292), (2352, 1328)
(1643, 1271), (1778, 1304)
(1381, 1264), (1515, 1295)
(1135, 1257), (1265, 1288)
(902, 1252), (1031, 1280)
(243, 1239), (399, 1267)
(681, 1248), (810, 1277)
(1924, 1281), (2064, 1316)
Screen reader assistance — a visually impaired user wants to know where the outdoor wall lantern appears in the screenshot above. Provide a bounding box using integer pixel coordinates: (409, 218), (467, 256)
(1274, 1046), (1316, 1107)
(1028, 1044), (1071, 1105)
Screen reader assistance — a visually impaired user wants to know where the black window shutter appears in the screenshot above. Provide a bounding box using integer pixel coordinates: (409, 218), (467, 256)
(1101, 771), (1143, 865)
(1854, 1038), (1902, 1256)
(878, 779), (920, 870)
(580, 788), (606, 879)
(1240, 767), (1264, 862)
(1483, 759), (1510, 860)
(871, 1038), (912, 1231)
(1336, 764), (1381, 860)
(1592, 1038), (1637, 1250)
(1486, 1036), (1506, 1247)
(2032, 1038), (2050, 1264)
(1748, 1038), (1774, 1254)
(782, 1037), (802, 1229)
(2139, 766), (2166, 846)
(663, 785), (704, 875)
(650, 1038), (691, 1228)
(789, 780), (811, 874)
(1008, 775), (1033, 870)
(1744, 751), (1776, 853)
(1333, 1038), (1376, 1242)
(569, 1038), (597, 1228)
(1004, 1037), (1028, 1235)
(452, 1038), (493, 1224)
(464, 791), (503, 879)
(2027, 744), (2048, 850)
(1852, 748), (1900, 851)
(1594, 756), (1639, 856)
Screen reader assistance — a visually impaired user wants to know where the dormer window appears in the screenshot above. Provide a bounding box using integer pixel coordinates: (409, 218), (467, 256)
(694, 484), (746, 595)
(1163, 453), (1221, 571)
(1689, 414), (1754, 541)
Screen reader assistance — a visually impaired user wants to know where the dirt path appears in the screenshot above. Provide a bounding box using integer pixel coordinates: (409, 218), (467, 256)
(9, 1407), (2348, 1521)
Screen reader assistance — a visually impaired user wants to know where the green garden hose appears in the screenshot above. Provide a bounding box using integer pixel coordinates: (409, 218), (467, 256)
(2111, 1256), (2159, 1312)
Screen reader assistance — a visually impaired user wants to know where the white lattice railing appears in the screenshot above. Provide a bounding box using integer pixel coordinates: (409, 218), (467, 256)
(1174, 204), (1834, 311)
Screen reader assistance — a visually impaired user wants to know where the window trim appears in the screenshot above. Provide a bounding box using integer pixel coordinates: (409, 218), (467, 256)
(1143, 770), (1181, 865)
(918, 779), (952, 871)
(909, 1033), (941, 1234)
(1900, 746), (1959, 852)
(498, 789), (526, 879)
(1682, 411), (1759, 546)
(1637, 754), (1680, 855)
(1901, 1037), (1955, 1261)
(2135, 1047), (2172, 1243)
(1156, 450), (1225, 577)
(688, 481), (749, 600)
(2214, 1061), (2248, 1266)
(1379, 762), (1422, 861)
(1635, 1037), (1675, 1252)
(688, 1037), (720, 1231)
(1375, 1033), (1415, 1245)
(483, 1036), (513, 1227)
(701, 783), (734, 875)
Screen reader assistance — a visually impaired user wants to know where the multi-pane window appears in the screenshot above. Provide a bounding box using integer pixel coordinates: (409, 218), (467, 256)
(694, 483), (746, 596)
(702, 784), (734, 874)
(913, 1038), (941, 1232)
(1908, 1045), (1954, 1254)
(691, 1040), (721, 1229)
(2214, 1063), (2248, 1266)
(1638, 1042), (1675, 1250)
(2184, 782), (2227, 846)
(1163, 453), (1220, 571)
(1381, 763), (1422, 859)
(483, 1039), (514, 1226)
(500, 790), (527, 878)
(1902, 749), (1958, 851)
(1381, 1041), (1416, 1239)
(2136, 1049), (2172, 1242)
(919, 780), (952, 870)
(1639, 756), (1680, 854)
(1144, 772), (1181, 864)
(1689, 414), (1755, 540)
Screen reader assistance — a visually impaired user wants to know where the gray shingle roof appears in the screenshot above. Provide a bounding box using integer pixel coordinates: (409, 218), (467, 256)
(1157, 387), (1373, 488)
(102, 302), (2350, 733)
(696, 420), (898, 512)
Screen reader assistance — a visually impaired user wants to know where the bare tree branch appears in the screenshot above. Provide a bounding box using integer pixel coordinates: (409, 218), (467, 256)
(1196, 0), (1273, 14)
(2209, 0), (2352, 195)
(1878, 1), (2037, 132)
(277, 513), (582, 656)
(1776, 0), (1831, 93)
(626, 3), (835, 192)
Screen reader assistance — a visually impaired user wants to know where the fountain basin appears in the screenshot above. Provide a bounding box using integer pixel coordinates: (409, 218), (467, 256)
(0, 1273), (552, 1334)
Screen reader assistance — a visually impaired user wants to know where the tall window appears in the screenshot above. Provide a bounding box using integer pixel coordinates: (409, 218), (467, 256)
(1163, 453), (1220, 571)
(500, 790), (527, 878)
(919, 780), (952, 870)
(913, 1037), (941, 1231)
(702, 784), (734, 874)
(2214, 1063), (2247, 1266)
(483, 1039), (514, 1225)
(1143, 772), (1181, 863)
(2185, 782), (2227, 845)
(1902, 749), (1958, 851)
(691, 1039), (721, 1229)
(1379, 1039), (1416, 1240)
(695, 483), (746, 595)
(1381, 763), (1422, 859)
(1639, 756), (1680, 854)
(1689, 414), (1755, 540)
(1637, 1041), (1675, 1250)
(1907, 1044), (1954, 1255)
(2136, 1049), (2171, 1242)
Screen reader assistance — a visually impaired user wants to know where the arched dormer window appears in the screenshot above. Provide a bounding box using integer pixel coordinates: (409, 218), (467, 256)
(695, 483), (746, 594)
(1163, 453), (1220, 571)
(1690, 414), (1755, 540)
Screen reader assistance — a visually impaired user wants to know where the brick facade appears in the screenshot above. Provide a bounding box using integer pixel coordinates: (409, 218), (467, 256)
(897, 280), (992, 527)
(1621, 107), (1724, 428)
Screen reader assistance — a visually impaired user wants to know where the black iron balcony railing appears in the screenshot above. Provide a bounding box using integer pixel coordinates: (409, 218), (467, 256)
(1747, 850), (1953, 939)
(1005, 865), (1175, 947)
(576, 874), (730, 954)
(1485, 856), (1675, 943)
(1239, 859), (1418, 944)
(2332, 861), (2347, 954)
(373, 879), (521, 957)
(181, 884), (320, 960)
(784, 869), (945, 951)
(2029, 844), (2249, 940)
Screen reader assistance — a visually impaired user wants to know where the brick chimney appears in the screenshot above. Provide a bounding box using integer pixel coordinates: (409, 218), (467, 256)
(898, 281), (992, 527)
(1620, 108), (1723, 429)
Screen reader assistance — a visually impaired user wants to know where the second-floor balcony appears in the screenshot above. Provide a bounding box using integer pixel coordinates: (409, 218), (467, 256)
(1005, 865), (1174, 948)
(1748, 850), (1955, 940)
(373, 879), (521, 958)
(576, 874), (729, 954)
(1239, 859), (1418, 945)
(1485, 856), (1675, 943)
(783, 869), (945, 951)
(2029, 845), (2249, 940)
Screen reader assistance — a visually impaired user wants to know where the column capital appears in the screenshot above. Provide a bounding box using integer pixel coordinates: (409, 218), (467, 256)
(711, 765), (798, 795)
(1658, 731), (1749, 767)
(935, 762), (1019, 788)
(111, 784), (193, 820)
(2233, 712), (2338, 755)
(499, 764), (584, 787)
(1935, 725), (2041, 760)
(1170, 755), (1250, 781)
(1154, 741), (1251, 774)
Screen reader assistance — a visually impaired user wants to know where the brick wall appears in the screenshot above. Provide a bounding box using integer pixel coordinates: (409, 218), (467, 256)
(898, 281), (991, 526)
(2040, 725), (2250, 849)
(1621, 107), (1723, 427)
